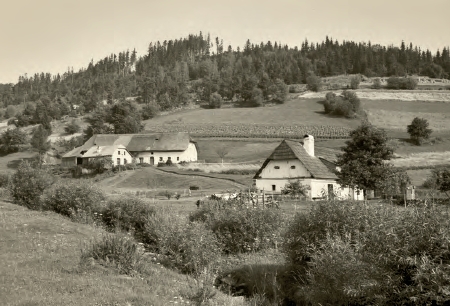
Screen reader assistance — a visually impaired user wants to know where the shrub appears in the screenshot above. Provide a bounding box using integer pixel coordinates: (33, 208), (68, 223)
(0, 173), (10, 188)
(386, 77), (418, 90)
(191, 207), (287, 254)
(64, 119), (81, 134)
(306, 74), (322, 92)
(80, 233), (146, 276)
(9, 161), (54, 210)
(146, 208), (222, 275)
(209, 92), (223, 109)
(283, 200), (450, 305)
(350, 75), (361, 89)
(0, 128), (28, 155)
(190, 185), (200, 190)
(101, 196), (156, 245)
(141, 102), (160, 120)
(41, 180), (106, 220)
(372, 78), (382, 89)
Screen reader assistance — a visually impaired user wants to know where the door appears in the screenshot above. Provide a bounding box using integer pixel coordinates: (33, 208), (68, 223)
(328, 184), (334, 199)
(150, 156), (154, 165)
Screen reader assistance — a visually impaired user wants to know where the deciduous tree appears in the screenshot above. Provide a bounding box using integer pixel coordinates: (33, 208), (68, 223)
(407, 117), (432, 145)
(336, 122), (394, 200)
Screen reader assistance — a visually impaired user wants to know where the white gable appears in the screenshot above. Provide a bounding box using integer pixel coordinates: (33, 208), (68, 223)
(259, 159), (310, 179)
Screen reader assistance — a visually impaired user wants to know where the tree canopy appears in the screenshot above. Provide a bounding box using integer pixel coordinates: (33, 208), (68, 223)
(336, 122), (394, 199)
(407, 117), (432, 145)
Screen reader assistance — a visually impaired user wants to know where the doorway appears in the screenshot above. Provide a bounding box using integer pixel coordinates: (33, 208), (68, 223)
(150, 156), (154, 165)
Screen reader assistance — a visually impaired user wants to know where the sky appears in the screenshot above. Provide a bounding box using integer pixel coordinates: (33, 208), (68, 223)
(1, 0), (449, 84)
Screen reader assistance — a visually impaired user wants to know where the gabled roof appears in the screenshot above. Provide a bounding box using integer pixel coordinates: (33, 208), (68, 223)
(82, 145), (128, 158)
(62, 132), (193, 158)
(253, 139), (338, 180)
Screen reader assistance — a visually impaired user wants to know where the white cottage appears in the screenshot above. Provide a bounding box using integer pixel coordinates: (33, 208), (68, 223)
(253, 135), (364, 200)
(62, 132), (197, 168)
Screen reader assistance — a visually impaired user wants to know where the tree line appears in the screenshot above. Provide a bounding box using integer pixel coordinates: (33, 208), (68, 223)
(0, 32), (449, 115)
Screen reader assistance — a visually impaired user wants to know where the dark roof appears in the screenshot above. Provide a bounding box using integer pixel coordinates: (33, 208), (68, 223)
(253, 139), (338, 180)
(63, 132), (193, 158)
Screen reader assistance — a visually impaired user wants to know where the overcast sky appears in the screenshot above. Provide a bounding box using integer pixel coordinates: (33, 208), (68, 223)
(1, 0), (449, 84)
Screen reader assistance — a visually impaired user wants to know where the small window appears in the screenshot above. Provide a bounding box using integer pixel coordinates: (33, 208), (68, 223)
(274, 166), (280, 169)
(124, 159), (127, 165)
(139, 157), (144, 163)
(177, 157), (180, 161)
(117, 158), (120, 165)
(290, 166), (296, 169)
(118, 151), (121, 155)
(272, 185), (276, 191)
(159, 157), (163, 161)
(151, 152), (153, 155)
(168, 157), (171, 161)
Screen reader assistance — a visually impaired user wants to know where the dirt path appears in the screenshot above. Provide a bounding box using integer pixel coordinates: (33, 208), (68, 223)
(299, 90), (450, 102)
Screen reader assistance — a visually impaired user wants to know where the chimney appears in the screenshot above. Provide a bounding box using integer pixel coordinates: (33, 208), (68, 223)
(303, 134), (314, 157)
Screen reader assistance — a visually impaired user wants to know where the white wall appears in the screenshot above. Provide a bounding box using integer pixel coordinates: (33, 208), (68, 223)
(132, 143), (198, 164)
(111, 148), (133, 166)
(255, 177), (363, 201)
(259, 160), (309, 179)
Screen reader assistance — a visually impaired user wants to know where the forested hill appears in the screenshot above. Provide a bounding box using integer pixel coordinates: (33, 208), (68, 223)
(0, 32), (449, 111)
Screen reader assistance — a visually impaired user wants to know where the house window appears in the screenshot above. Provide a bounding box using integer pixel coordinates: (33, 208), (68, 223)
(177, 157), (180, 161)
(272, 185), (276, 191)
(139, 157), (144, 163)
(124, 159), (127, 165)
(274, 166), (280, 169)
(117, 158), (120, 165)
(151, 152), (153, 155)
(168, 157), (171, 161)
(159, 157), (163, 161)
(118, 151), (121, 155)
(290, 166), (296, 169)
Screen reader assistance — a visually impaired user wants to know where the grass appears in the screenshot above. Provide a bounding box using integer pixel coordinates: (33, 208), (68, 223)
(144, 96), (362, 129)
(0, 201), (201, 306)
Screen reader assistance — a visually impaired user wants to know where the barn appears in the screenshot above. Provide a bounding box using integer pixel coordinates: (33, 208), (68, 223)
(61, 132), (197, 168)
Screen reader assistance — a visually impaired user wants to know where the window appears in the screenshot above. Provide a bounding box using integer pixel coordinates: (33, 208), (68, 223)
(124, 159), (127, 165)
(117, 158), (120, 165)
(272, 185), (276, 191)
(168, 157), (171, 161)
(118, 151), (121, 155)
(139, 157), (144, 163)
(290, 166), (296, 169)
(159, 157), (163, 161)
(151, 152), (153, 155)
(274, 166), (280, 169)
(177, 157), (180, 161)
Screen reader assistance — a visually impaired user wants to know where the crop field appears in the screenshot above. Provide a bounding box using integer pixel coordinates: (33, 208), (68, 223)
(362, 98), (450, 134)
(300, 89), (450, 102)
(145, 122), (354, 139)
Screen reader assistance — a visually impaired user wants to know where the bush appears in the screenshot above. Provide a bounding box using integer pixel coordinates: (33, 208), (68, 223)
(41, 180), (106, 220)
(190, 185), (200, 190)
(64, 119), (81, 135)
(306, 74), (322, 92)
(386, 77), (418, 90)
(0, 173), (10, 188)
(101, 196), (156, 245)
(141, 102), (160, 120)
(350, 75), (361, 89)
(80, 233), (146, 276)
(9, 161), (54, 210)
(283, 200), (450, 305)
(209, 92), (223, 109)
(146, 208), (222, 275)
(372, 78), (382, 89)
(191, 207), (287, 254)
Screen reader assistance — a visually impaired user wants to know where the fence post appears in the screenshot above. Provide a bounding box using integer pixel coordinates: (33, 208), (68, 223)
(262, 190), (265, 209)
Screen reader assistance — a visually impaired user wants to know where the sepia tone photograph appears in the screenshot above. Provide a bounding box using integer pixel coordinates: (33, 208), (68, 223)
(1, 0), (450, 305)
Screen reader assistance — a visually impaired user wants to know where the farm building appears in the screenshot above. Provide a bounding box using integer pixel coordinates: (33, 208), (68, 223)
(253, 135), (364, 201)
(61, 132), (197, 168)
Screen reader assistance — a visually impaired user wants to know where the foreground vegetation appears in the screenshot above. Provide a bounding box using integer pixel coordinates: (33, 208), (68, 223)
(2, 160), (450, 305)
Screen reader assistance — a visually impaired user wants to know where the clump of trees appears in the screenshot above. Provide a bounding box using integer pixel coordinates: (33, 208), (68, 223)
(323, 90), (362, 118)
(386, 76), (418, 90)
(350, 75), (361, 89)
(64, 119), (81, 135)
(306, 73), (322, 92)
(407, 117), (432, 145)
(0, 128), (28, 155)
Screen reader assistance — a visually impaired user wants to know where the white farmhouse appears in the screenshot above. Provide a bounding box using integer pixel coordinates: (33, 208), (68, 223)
(253, 135), (364, 200)
(62, 132), (197, 168)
